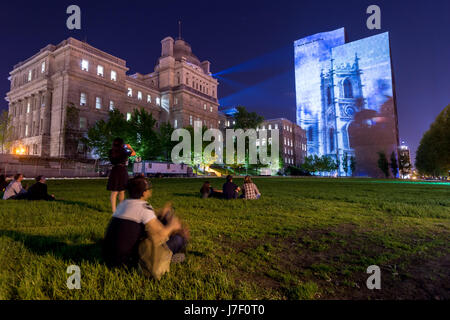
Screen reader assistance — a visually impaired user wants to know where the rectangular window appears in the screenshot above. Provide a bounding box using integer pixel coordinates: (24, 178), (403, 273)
(174, 119), (178, 128)
(156, 97), (161, 106)
(174, 97), (178, 105)
(147, 94), (151, 103)
(210, 106), (213, 112)
(268, 124), (272, 130)
(203, 104), (206, 110)
(111, 70), (117, 81)
(126, 112), (131, 121)
(28, 70), (32, 82)
(80, 93), (87, 106)
(109, 100), (114, 111)
(81, 59), (89, 71)
(127, 88), (132, 97)
(41, 61), (45, 73)
(27, 102), (30, 113)
(275, 124), (278, 129)
(40, 119), (43, 133)
(189, 115), (193, 125)
(41, 95), (45, 107)
(96, 97), (102, 109)
(137, 91), (142, 100)
(25, 124), (29, 137)
(97, 65), (104, 77)
(79, 117), (87, 130)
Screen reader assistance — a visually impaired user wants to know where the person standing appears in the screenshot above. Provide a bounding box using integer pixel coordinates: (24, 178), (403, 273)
(107, 137), (136, 212)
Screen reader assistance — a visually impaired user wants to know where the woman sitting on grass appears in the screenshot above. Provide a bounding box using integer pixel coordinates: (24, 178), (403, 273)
(241, 176), (261, 200)
(200, 181), (223, 199)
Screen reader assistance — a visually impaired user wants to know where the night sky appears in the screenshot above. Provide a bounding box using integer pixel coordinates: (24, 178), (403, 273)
(1, 0), (449, 162)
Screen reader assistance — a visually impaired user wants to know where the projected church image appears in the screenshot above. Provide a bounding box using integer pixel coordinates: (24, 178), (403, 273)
(294, 28), (399, 177)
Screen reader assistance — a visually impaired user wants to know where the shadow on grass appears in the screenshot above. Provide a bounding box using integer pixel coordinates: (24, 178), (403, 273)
(55, 199), (105, 212)
(172, 193), (200, 198)
(0, 229), (103, 264)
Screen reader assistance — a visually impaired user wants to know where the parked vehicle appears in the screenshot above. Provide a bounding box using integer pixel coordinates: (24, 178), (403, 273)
(133, 161), (193, 177)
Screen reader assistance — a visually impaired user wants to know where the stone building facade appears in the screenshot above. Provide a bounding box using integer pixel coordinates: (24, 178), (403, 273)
(218, 109), (307, 167)
(6, 36), (219, 159)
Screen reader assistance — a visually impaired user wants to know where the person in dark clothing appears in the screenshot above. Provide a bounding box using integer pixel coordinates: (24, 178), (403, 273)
(26, 176), (55, 201)
(0, 174), (8, 193)
(107, 137), (136, 213)
(102, 176), (189, 270)
(200, 181), (223, 199)
(222, 175), (241, 200)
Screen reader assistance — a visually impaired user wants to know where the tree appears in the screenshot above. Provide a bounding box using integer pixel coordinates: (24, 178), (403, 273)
(415, 104), (450, 177)
(398, 152), (412, 178)
(342, 153), (349, 176)
(377, 152), (390, 178)
(127, 108), (159, 160)
(390, 151), (398, 178)
(350, 156), (356, 176)
(233, 106), (264, 130)
(157, 122), (176, 162)
(83, 109), (131, 160)
(0, 110), (14, 154)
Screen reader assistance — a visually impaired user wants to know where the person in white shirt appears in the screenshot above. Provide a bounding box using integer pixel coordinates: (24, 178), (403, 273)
(3, 173), (27, 200)
(102, 176), (189, 270)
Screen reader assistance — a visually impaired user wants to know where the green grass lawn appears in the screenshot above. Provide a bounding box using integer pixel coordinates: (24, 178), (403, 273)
(0, 177), (449, 300)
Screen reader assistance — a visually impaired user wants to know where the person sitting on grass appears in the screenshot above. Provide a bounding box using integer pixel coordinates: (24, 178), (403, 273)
(200, 181), (223, 199)
(102, 176), (189, 279)
(241, 175), (261, 200)
(222, 175), (241, 200)
(26, 176), (55, 201)
(2, 173), (28, 200)
(0, 174), (9, 193)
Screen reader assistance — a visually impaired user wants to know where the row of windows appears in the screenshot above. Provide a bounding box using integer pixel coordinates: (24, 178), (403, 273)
(15, 119), (44, 139)
(12, 97), (46, 117)
(126, 88), (161, 106)
(285, 157), (295, 165)
(12, 61), (46, 88)
(183, 72), (216, 97)
(81, 59), (117, 81)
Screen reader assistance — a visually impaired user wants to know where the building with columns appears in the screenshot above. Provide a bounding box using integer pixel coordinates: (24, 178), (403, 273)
(6, 36), (219, 158)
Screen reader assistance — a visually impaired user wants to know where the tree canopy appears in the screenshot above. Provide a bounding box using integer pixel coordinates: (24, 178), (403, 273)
(415, 104), (450, 176)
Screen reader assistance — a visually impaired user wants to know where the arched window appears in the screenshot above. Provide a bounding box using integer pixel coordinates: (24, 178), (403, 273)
(308, 127), (313, 142)
(329, 128), (335, 152)
(327, 86), (332, 105)
(343, 79), (353, 98)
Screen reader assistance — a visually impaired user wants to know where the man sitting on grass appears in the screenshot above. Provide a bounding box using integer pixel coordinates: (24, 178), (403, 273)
(2, 173), (27, 200)
(26, 176), (55, 201)
(222, 175), (241, 200)
(102, 176), (189, 278)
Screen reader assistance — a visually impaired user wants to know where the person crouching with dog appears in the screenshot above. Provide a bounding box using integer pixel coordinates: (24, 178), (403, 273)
(102, 176), (189, 279)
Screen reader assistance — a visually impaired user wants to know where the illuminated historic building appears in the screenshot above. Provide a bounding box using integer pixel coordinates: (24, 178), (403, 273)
(6, 36), (219, 158)
(294, 28), (399, 177)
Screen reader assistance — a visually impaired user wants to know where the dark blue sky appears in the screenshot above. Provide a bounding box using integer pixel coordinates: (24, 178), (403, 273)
(1, 0), (449, 162)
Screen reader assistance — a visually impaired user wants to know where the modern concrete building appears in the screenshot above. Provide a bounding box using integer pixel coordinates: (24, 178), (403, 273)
(6, 36), (219, 159)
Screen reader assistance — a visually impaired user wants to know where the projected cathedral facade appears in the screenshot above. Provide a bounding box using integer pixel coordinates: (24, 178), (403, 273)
(294, 28), (399, 177)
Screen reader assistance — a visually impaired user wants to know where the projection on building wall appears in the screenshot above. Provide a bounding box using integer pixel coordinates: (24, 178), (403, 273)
(294, 28), (399, 177)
